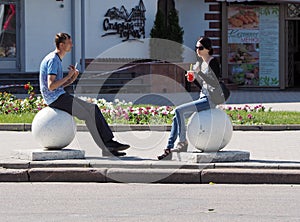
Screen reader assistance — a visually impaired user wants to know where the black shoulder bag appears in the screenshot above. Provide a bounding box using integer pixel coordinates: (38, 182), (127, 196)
(210, 80), (231, 105)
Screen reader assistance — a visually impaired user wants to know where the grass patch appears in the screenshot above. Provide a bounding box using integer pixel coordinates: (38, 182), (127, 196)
(225, 110), (300, 125)
(252, 111), (300, 125)
(0, 113), (84, 124)
(0, 113), (36, 123)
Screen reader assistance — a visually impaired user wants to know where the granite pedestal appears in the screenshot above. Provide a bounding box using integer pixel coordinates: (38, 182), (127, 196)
(12, 149), (85, 161)
(172, 150), (250, 163)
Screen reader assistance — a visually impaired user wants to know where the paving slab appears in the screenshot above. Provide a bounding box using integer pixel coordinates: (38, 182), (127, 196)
(172, 150), (250, 163)
(11, 149), (85, 161)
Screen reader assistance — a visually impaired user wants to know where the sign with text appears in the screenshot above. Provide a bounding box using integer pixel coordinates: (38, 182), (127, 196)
(101, 0), (146, 42)
(227, 5), (279, 87)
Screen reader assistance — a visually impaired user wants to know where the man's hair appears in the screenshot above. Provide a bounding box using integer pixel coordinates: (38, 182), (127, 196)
(55, 33), (71, 48)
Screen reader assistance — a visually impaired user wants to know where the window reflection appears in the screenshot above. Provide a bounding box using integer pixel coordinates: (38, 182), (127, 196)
(0, 3), (16, 57)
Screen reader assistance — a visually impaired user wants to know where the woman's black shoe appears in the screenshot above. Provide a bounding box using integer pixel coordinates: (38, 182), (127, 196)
(157, 149), (172, 160)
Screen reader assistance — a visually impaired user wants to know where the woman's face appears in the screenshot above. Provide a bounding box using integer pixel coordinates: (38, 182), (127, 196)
(195, 38), (209, 57)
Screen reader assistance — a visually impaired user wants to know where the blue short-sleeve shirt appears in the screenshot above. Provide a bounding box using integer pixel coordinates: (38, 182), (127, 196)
(39, 51), (65, 105)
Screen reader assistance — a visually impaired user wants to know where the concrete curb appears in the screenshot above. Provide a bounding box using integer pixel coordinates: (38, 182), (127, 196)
(1, 167), (300, 184)
(1, 123), (300, 131)
(3, 158), (300, 170)
(201, 168), (300, 184)
(1, 159), (300, 184)
(0, 168), (28, 182)
(28, 168), (107, 182)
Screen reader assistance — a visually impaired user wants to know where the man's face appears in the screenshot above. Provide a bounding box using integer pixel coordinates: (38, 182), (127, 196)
(60, 38), (73, 52)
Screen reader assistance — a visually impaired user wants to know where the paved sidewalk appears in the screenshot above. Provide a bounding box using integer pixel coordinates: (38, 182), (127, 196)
(0, 90), (300, 184)
(1, 129), (300, 184)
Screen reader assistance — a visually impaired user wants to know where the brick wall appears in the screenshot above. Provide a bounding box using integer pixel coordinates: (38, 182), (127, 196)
(204, 0), (222, 57)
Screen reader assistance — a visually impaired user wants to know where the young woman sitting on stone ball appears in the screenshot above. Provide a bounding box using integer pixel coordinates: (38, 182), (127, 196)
(157, 36), (225, 160)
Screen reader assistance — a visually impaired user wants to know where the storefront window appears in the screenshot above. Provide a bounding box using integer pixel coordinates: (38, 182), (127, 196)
(0, 2), (16, 58)
(227, 5), (279, 87)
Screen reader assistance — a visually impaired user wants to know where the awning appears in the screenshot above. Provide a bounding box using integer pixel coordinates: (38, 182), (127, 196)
(217, 0), (300, 3)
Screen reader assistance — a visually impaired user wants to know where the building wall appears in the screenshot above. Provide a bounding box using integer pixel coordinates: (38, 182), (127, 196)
(84, 0), (157, 59)
(175, 0), (221, 61)
(22, 0), (214, 72)
(24, 0), (73, 72)
(175, 0), (210, 50)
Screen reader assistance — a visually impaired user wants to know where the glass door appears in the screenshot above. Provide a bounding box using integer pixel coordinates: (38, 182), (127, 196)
(286, 3), (300, 87)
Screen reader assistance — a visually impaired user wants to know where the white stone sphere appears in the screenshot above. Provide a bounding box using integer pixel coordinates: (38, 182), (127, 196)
(187, 108), (233, 152)
(32, 107), (76, 149)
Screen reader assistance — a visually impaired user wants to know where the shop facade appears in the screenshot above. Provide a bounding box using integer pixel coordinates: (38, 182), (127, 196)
(0, 0), (300, 92)
(0, 0), (206, 72)
(217, 0), (300, 89)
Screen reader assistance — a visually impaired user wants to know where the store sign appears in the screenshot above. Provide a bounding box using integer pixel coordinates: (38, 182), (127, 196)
(227, 5), (279, 87)
(228, 30), (259, 43)
(101, 0), (146, 41)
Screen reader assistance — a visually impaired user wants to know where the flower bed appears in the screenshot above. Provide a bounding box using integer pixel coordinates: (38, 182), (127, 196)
(1, 83), (300, 125)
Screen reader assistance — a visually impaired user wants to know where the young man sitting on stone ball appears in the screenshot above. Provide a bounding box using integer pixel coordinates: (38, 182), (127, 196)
(39, 32), (130, 156)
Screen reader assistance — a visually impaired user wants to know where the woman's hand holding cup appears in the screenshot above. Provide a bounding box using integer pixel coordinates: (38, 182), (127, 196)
(185, 64), (195, 82)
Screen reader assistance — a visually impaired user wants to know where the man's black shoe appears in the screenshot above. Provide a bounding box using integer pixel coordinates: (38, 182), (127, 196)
(105, 140), (130, 151)
(102, 150), (126, 157)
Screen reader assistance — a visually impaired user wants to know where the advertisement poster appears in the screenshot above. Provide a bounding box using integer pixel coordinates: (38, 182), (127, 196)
(227, 6), (279, 86)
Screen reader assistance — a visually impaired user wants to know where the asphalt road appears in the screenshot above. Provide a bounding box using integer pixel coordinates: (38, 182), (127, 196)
(0, 183), (299, 222)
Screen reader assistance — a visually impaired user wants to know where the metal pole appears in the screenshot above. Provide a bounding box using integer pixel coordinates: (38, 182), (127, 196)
(221, 2), (228, 80)
(81, 0), (85, 72)
(71, 0), (76, 65)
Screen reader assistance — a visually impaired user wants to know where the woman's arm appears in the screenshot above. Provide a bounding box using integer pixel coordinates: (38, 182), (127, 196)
(209, 58), (221, 79)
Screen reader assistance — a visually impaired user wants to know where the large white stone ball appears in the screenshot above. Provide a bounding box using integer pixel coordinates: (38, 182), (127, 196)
(187, 108), (233, 152)
(32, 107), (76, 149)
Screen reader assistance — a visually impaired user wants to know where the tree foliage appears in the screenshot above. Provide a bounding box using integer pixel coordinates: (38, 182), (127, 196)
(150, 8), (184, 62)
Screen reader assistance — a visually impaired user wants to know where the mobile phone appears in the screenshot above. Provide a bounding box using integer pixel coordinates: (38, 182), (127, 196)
(75, 62), (78, 69)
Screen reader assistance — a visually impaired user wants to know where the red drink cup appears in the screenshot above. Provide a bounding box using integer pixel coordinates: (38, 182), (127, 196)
(186, 70), (195, 82)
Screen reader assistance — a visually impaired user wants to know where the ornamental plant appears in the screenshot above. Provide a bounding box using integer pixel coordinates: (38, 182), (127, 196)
(24, 82), (33, 94)
(0, 83), (45, 115)
(221, 104), (271, 125)
(78, 97), (174, 125)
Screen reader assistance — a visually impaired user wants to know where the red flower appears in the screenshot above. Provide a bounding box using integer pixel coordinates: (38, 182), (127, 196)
(24, 84), (30, 90)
